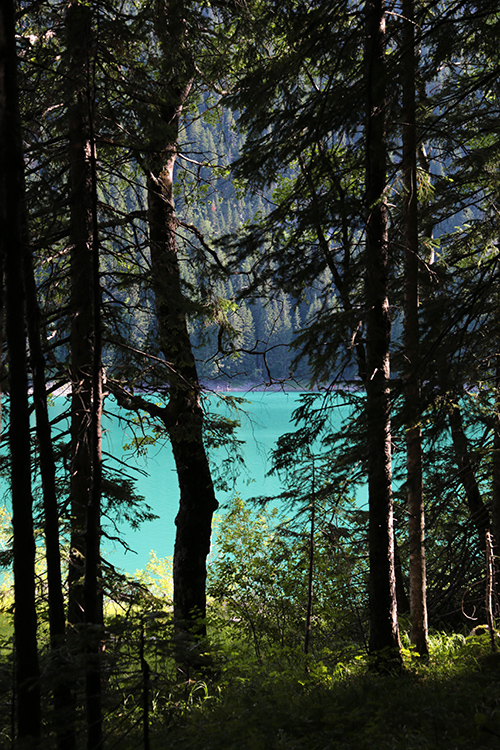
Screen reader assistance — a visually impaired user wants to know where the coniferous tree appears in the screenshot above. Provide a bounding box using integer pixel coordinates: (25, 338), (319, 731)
(64, 0), (103, 743)
(401, 0), (428, 657)
(101, 0), (223, 662)
(65, 0), (97, 627)
(22, 105), (76, 750)
(1, 0), (41, 739)
(364, 0), (400, 663)
(216, 0), (404, 654)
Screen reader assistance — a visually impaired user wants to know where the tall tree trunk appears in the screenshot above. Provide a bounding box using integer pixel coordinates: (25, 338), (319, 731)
(23, 167), (77, 750)
(147, 152), (218, 659)
(65, 1), (103, 744)
(83, 29), (104, 749)
(394, 532), (411, 614)
(0, 0), (5, 441)
(402, 0), (428, 657)
(146, 0), (218, 668)
(1, 0), (41, 739)
(66, 0), (95, 628)
(84, 352), (103, 750)
(364, 0), (401, 663)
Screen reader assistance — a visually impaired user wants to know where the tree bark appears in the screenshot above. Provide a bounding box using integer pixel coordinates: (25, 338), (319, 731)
(65, 1), (103, 745)
(364, 0), (401, 664)
(66, 0), (95, 627)
(83, 36), (104, 750)
(304, 457), (315, 656)
(147, 154), (218, 657)
(402, 0), (429, 657)
(23, 160), (77, 750)
(1, 0), (41, 738)
(145, 0), (218, 667)
(492, 351), (500, 563)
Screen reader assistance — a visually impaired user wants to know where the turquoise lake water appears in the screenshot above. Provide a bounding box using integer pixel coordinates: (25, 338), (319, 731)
(3, 390), (363, 576)
(100, 391), (305, 573)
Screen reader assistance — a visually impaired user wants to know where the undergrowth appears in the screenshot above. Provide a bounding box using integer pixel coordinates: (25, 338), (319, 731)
(154, 630), (500, 750)
(1, 502), (499, 748)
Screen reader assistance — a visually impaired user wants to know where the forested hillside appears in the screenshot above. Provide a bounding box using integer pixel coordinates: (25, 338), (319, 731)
(150, 101), (321, 385)
(1, 0), (500, 747)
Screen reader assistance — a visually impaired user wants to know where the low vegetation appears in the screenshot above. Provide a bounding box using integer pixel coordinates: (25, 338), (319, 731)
(160, 633), (500, 750)
(1, 500), (498, 749)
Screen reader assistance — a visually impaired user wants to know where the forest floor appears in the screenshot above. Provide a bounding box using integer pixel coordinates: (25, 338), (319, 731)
(157, 633), (500, 750)
(1, 601), (499, 748)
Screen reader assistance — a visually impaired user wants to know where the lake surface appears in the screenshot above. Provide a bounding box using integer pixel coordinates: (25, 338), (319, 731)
(1, 390), (365, 575)
(100, 391), (311, 574)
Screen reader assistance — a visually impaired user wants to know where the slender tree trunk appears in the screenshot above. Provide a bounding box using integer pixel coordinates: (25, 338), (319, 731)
(364, 0), (401, 663)
(485, 530), (496, 652)
(393, 532), (410, 614)
(65, 2), (103, 744)
(66, 0), (95, 627)
(23, 256), (65, 650)
(1, 0), (41, 739)
(0, 0), (5, 444)
(402, 0), (428, 657)
(492, 351), (500, 562)
(84, 356), (103, 750)
(304, 457), (315, 656)
(23, 172), (77, 750)
(83, 38), (104, 749)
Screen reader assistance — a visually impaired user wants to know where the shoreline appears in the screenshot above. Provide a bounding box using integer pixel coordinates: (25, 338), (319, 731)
(43, 379), (361, 399)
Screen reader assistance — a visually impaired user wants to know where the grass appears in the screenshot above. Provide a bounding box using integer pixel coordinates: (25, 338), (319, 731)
(1, 594), (499, 748)
(151, 631), (500, 750)
(1, 557), (499, 750)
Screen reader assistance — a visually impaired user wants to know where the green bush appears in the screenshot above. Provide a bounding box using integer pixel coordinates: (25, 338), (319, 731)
(207, 496), (366, 664)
